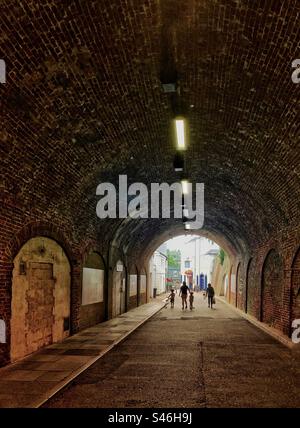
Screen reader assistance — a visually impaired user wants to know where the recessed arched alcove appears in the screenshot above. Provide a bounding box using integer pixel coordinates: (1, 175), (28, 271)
(11, 237), (71, 362)
(261, 249), (284, 331)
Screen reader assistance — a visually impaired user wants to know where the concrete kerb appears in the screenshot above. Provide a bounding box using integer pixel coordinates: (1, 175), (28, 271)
(216, 296), (297, 350)
(32, 299), (167, 408)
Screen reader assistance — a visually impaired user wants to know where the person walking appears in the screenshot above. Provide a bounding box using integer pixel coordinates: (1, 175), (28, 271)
(206, 283), (215, 309)
(179, 281), (189, 310)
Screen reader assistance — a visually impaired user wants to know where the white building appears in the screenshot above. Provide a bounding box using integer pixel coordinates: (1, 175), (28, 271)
(180, 237), (219, 289)
(149, 244), (168, 297)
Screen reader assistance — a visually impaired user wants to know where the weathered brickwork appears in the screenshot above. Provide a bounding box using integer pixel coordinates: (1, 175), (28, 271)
(0, 219), (143, 366)
(212, 227), (300, 336)
(0, 221), (82, 366)
(128, 296), (138, 311)
(139, 293), (147, 305)
(236, 262), (245, 311)
(261, 250), (284, 331)
(11, 237), (71, 361)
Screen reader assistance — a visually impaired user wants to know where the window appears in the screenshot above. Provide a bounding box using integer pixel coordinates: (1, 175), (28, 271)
(184, 260), (190, 268)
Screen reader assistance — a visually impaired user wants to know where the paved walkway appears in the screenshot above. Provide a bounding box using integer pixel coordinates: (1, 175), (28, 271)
(44, 292), (300, 408)
(0, 298), (167, 408)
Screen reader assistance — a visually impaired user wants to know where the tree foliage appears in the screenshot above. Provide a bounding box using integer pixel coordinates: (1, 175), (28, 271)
(218, 248), (225, 265)
(167, 249), (181, 268)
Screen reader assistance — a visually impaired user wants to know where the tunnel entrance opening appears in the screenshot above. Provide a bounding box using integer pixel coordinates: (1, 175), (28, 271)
(149, 235), (223, 298)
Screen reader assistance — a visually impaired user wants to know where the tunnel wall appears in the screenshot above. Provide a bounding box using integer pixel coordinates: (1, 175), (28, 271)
(246, 257), (260, 318)
(139, 269), (147, 305)
(0, 218), (147, 367)
(128, 265), (138, 311)
(261, 250), (284, 331)
(213, 225), (300, 338)
(0, 218), (115, 368)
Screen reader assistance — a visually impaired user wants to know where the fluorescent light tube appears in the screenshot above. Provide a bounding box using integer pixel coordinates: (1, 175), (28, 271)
(181, 180), (189, 195)
(175, 119), (185, 149)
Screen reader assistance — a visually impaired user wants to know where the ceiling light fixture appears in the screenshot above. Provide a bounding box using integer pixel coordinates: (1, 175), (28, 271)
(181, 180), (189, 195)
(175, 118), (185, 149)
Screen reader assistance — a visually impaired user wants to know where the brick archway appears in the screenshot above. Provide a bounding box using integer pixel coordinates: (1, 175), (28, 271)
(3, 221), (76, 265)
(0, 221), (80, 367)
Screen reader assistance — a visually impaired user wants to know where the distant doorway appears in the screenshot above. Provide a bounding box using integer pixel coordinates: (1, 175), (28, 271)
(112, 261), (126, 317)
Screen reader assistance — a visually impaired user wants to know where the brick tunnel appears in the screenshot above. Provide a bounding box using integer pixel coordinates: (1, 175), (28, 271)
(0, 0), (299, 409)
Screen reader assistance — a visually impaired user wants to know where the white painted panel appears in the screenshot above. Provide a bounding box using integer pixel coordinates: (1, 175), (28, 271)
(82, 268), (104, 305)
(130, 274), (137, 296)
(140, 275), (146, 293)
(224, 275), (228, 295)
(0, 320), (6, 343)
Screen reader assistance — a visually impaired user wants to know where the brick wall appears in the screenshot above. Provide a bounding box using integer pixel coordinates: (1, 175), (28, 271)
(261, 250), (284, 331)
(128, 295), (138, 311)
(236, 263), (244, 310)
(79, 303), (105, 331)
(245, 258), (260, 319)
(211, 226), (300, 338)
(139, 293), (147, 305)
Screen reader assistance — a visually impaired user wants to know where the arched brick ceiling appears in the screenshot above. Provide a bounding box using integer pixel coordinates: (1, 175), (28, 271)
(1, 1), (299, 258)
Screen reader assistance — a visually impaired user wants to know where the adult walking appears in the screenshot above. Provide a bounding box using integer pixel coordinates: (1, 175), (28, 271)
(206, 283), (215, 309)
(179, 281), (189, 310)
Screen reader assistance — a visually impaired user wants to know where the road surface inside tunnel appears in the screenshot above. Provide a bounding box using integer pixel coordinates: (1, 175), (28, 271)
(43, 293), (300, 408)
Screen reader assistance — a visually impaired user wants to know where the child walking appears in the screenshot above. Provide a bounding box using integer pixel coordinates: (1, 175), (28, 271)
(168, 289), (175, 308)
(189, 291), (194, 310)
